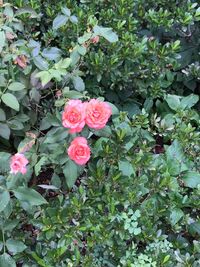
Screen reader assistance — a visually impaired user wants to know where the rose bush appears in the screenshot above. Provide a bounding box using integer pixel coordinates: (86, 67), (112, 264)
(0, 1), (200, 266)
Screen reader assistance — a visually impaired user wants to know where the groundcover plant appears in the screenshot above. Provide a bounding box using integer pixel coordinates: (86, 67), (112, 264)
(0, 0), (200, 266)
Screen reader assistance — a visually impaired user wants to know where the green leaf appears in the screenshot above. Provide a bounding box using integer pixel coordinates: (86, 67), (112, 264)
(63, 160), (78, 189)
(78, 33), (92, 44)
(0, 108), (6, 121)
(0, 191), (10, 213)
(0, 253), (16, 267)
(35, 156), (47, 176)
(180, 94), (199, 109)
(33, 56), (49, 71)
(8, 82), (25, 91)
(1, 93), (19, 111)
(53, 15), (68, 30)
(170, 208), (184, 226)
(93, 25), (118, 42)
(189, 221), (200, 235)
(106, 102), (119, 115)
(6, 239), (27, 254)
(72, 76), (85, 91)
(0, 152), (10, 173)
(166, 140), (188, 175)
(36, 71), (52, 86)
(118, 160), (135, 177)
(13, 187), (47, 206)
(7, 119), (23, 131)
(165, 94), (181, 111)
(55, 58), (71, 69)
(15, 7), (38, 18)
(42, 47), (61, 61)
(182, 171), (200, 188)
(0, 123), (10, 140)
(61, 7), (71, 16)
(0, 31), (6, 53)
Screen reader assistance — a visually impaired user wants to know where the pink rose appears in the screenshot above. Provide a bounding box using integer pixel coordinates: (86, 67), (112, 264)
(10, 153), (29, 175)
(91, 36), (100, 44)
(85, 99), (112, 130)
(68, 137), (90, 165)
(62, 100), (86, 134)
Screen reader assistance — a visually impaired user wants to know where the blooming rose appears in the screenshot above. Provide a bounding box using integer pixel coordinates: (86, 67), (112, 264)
(68, 137), (90, 165)
(85, 99), (112, 130)
(10, 153), (29, 175)
(62, 100), (86, 134)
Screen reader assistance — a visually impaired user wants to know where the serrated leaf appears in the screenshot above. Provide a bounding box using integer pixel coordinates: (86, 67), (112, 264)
(63, 160), (78, 189)
(0, 191), (10, 212)
(35, 156), (47, 176)
(13, 187), (47, 206)
(53, 15), (68, 30)
(1, 93), (19, 111)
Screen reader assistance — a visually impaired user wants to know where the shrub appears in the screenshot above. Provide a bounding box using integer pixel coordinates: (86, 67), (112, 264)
(0, 1), (200, 266)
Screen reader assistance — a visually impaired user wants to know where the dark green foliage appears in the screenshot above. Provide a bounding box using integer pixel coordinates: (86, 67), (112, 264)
(0, 0), (200, 266)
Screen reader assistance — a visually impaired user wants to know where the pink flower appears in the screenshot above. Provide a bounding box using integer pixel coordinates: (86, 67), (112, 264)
(62, 100), (86, 134)
(68, 137), (90, 165)
(85, 99), (112, 130)
(10, 153), (29, 175)
(91, 36), (100, 44)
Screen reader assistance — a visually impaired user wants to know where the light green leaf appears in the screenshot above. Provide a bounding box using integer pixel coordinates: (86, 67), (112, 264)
(1, 93), (19, 111)
(182, 171), (200, 188)
(35, 156), (47, 176)
(78, 32), (92, 44)
(0, 123), (10, 140)
(170, 208), (184, 225)
(15, 7), (38, 18)
(53, 15), (68, 30)
(61, 7), (71, 16)
(180, 94), (199, 109)
(72, 76), (85, 91)
(6, 239), (27, 254)
(119, 160), (135, 177)
(0, 191), (10, 212)
(63, 160), (78, 188)
(33, 56), (49, 71)
(13, 187), (47, 206)
(93, 25), (118, 43)
(0, 253), (16, 267)
(36, 71), (52, 86)
(8, 82), (25, 91)
(165, 94), (181, 111)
